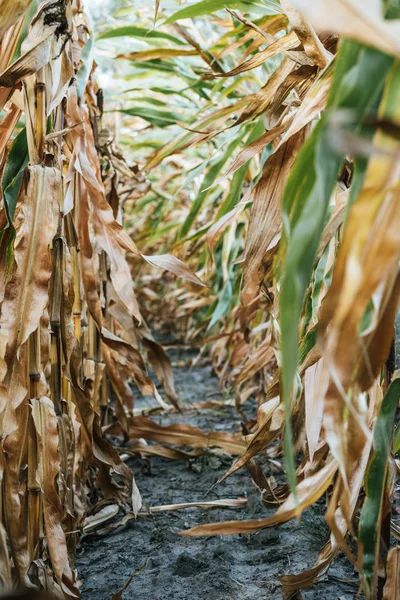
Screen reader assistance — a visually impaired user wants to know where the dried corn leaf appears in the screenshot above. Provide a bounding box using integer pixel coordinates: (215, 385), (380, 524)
(180, 459), (337, 536)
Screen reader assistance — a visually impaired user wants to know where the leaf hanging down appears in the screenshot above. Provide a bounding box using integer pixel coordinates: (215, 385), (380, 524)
(0, 104), (21, 160)
(280, 0), (330, 68)
(101, 328), (162, 401)
(383, 547), (400, 600)
(66, 88), (143, 322)
(1, 127), (29, 227)
(140, 330), (180, 409)
(217, 120), (288, 183)
(292, 0), (400, 59)
(304, 359), (328, 462)
(281, 427), (374, 598)
(279, 39), (395, 496)
(31, 397), (79, 598)
(0, 522), (12, 589)
(207, 202), (246, 255)
(0, 0), (31, 41)
(358, 378), (400, 594)
(0, 0), (69, 87)
(143, 254), (206, 287)
(318, 61), (400, 500)
(0, 165), (60, 365)
(179, 459), (337, 536)
(243, 128), (308, 288)
(216, 397), (281, 484)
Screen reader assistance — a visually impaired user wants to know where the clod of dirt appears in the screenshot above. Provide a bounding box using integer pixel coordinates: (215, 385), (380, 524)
(173, 553), (209, 577)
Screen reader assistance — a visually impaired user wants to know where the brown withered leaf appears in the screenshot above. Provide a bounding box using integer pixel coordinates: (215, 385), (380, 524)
(234, 335), (275, 386)
(67, 342), (135, 503)
(233, 58), (295, 128)
(216, 397), (281, 484)
(383, 547), (400, 600)
(140, 328), (180, 409)
(292, 0), (400, 59)
(281, 0), (330, 68)
(31, 397), (79, 598)
(243, 128), (308, 288)
(1, 165), (60, 365)
(0, 166), (60, 437)
(101, 328), (162, 400)
(126, 416), (246, 455)
(209, 32), (299, 79)
(356, 271), (400, 391)
(82, 504), (120, 535)
(128, 440), (204, 461)
(111, 561), (147, 600)
(0, 103), (21, 158)
(217, 119), (289, 183)
(216, 14), (287, 61)
(319, 96), (400, 498)
(0, 522), (12, 589)
(1, 399), (30, 583)
(304, 359), (329, 462)
(179, 459), (337, 536)
(207, 202), (246, 256)
(280, 541), (334, 598)
(0, 1), (68, 87)
(118, 48), (197, 61)
(150, 497), (247, 513)
(143, 254), (206, 287)
(67, 93), (143, 322)
(0, 0), (31, 41)
(101, 343), (133, 434)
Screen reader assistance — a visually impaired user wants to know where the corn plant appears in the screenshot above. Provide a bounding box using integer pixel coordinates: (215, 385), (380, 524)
(0, 0), (205, 594)
(1, 0), (400, 599)
(98, 1), (400, 598)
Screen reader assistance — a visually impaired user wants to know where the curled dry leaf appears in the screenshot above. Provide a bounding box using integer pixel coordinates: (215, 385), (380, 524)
(143, 254), (206, 287)
(383, 547), (400, 600)
(0, 0), (69, 87)
(179, 460), (338, 536)
(292, 0), (400, 58)
(31, 397), (79, 598)
(0, 0), (31, 40)
(127, 416), (246, 455)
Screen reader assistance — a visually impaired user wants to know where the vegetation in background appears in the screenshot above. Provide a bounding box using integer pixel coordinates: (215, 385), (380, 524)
(0, 1), (399, 599)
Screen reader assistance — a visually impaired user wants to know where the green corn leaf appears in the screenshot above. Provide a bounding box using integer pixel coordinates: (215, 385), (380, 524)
(207, 280), (233, 330)
(358, 377), (400, 591)
(164, 0), (266, 24)
(98, 26), (184, 45)
(116, 106), (186, 127)
(77, 30), (95, 98)
(2, 128), (29, 228)
(279, 40), (395, 497)
(176, 132), (246, 241)
(393, 421), (400, 454)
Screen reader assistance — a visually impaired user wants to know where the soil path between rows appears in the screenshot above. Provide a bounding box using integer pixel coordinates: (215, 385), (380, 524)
(77, 346), (358, 600)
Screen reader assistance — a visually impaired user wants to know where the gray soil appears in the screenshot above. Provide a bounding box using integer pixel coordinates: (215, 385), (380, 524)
(77, 346), (360, 600)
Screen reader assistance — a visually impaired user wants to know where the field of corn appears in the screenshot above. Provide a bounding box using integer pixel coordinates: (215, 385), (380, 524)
(0, 0), (400, 598)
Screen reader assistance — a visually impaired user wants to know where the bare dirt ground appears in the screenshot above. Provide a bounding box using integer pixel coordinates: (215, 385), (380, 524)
(77, 346), (360, 600)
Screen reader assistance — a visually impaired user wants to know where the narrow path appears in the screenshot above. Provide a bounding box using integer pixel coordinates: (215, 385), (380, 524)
(77, 347), (358, 600)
